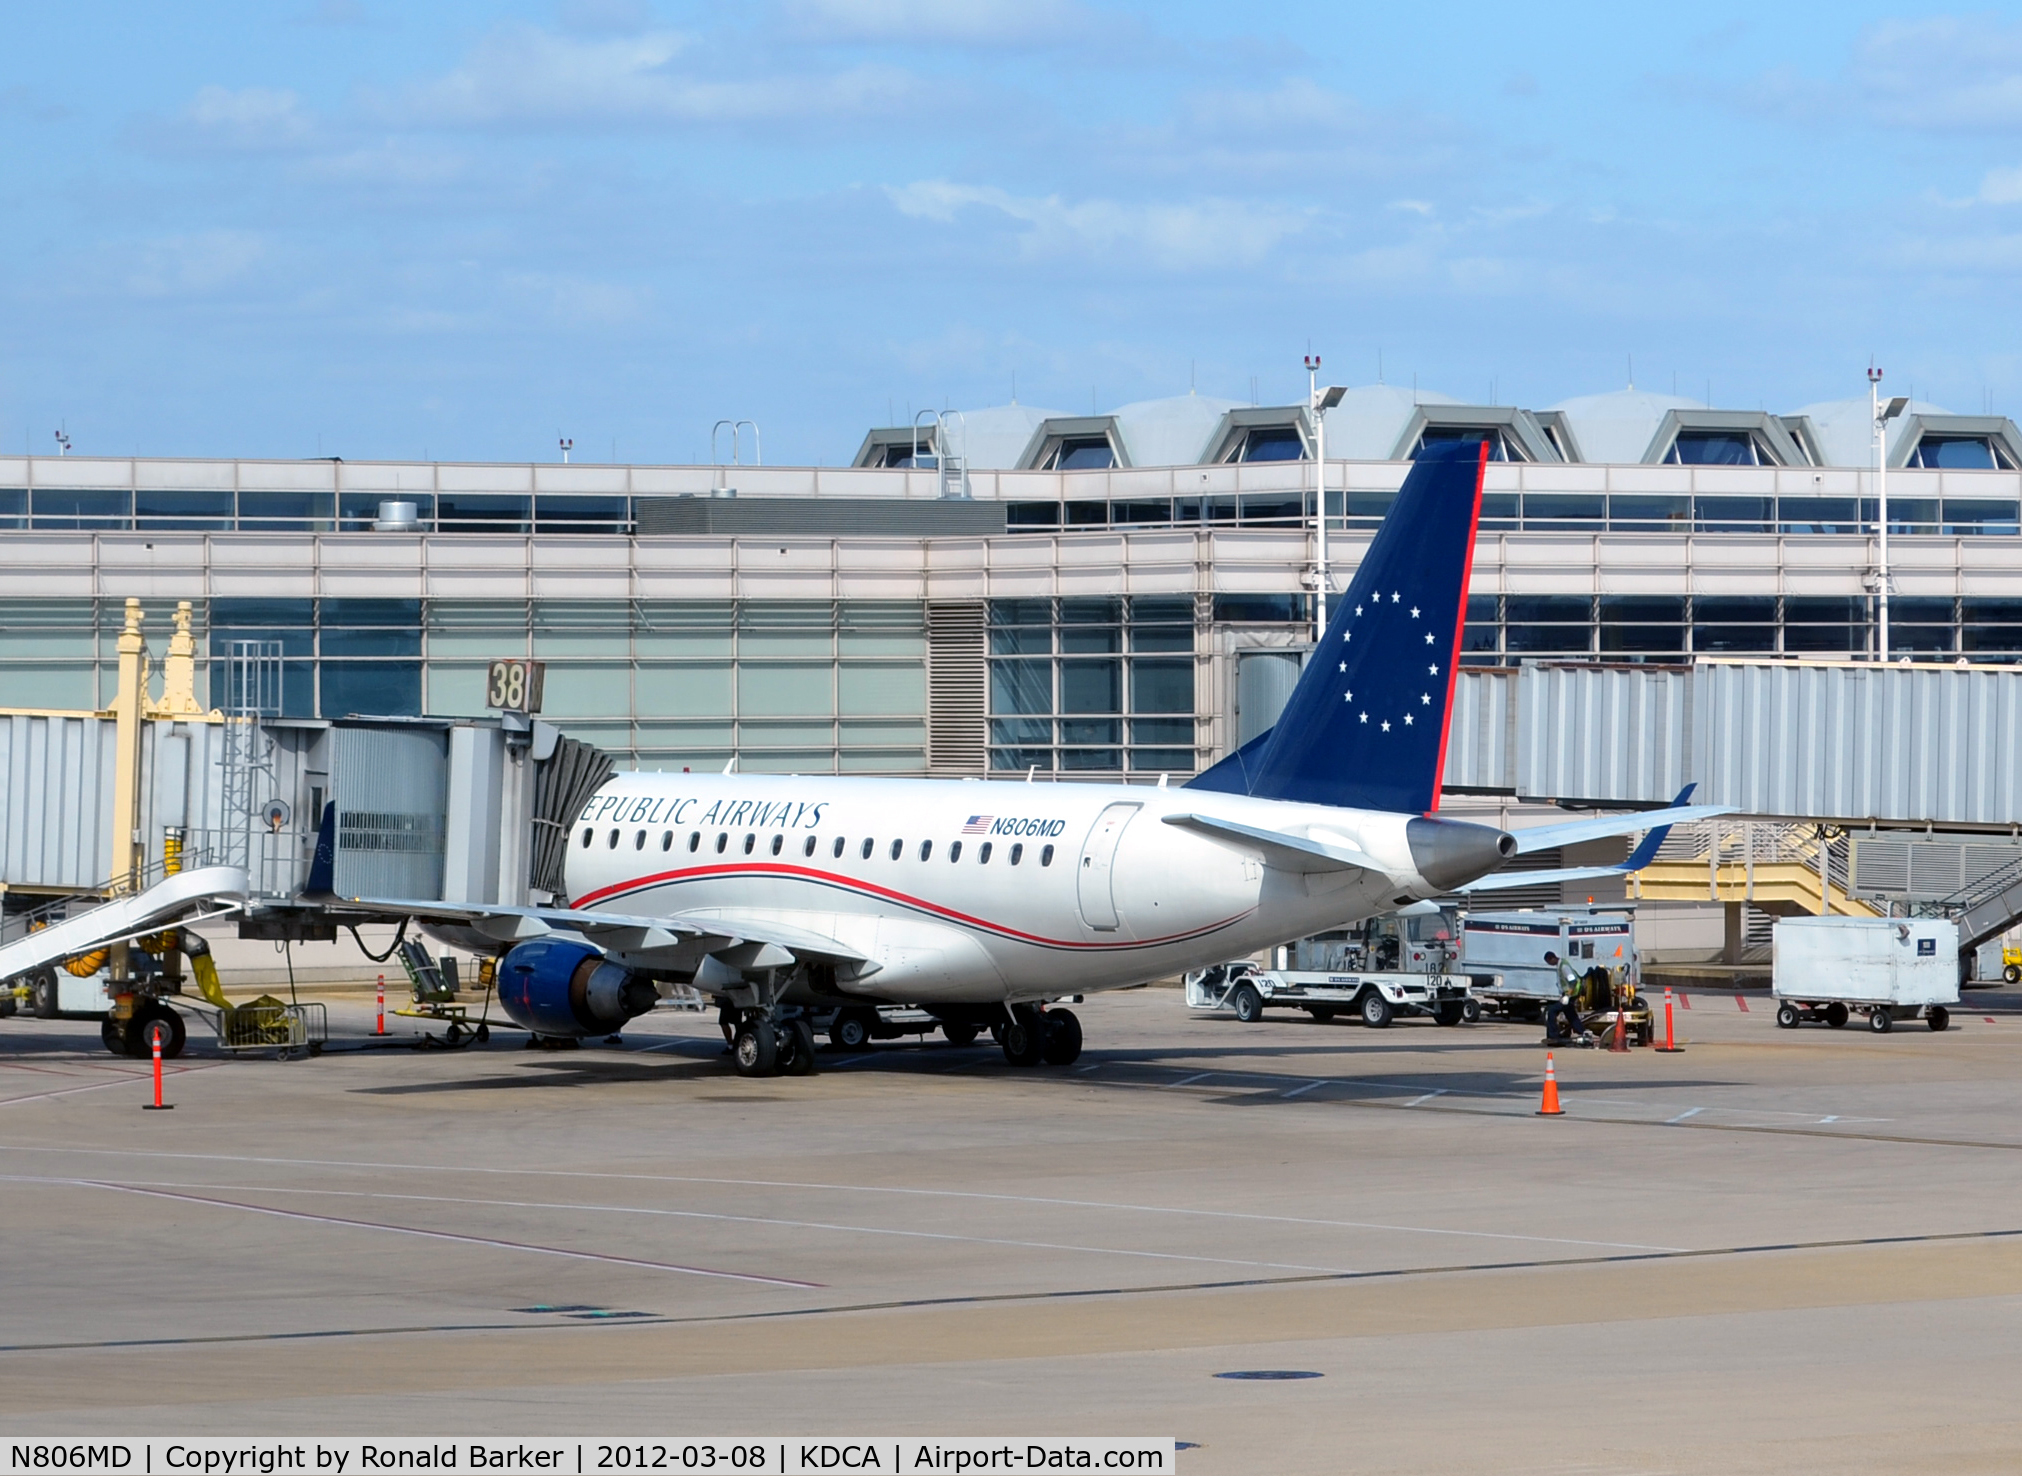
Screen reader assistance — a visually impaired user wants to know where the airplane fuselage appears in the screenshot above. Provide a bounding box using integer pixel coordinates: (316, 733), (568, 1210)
(563, 773), (1439, 1004)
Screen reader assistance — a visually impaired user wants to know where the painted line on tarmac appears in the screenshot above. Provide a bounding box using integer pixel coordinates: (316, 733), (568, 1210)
(1, 1174), (1363, 1278)
(1405, 1090), (1448, 1107)
(0, 1065), (216, 1108)
(1734, 995), (1750, 1012)
(0, 1175), (822, 1287)
(1162, 1071), (1215, 1089)
(0, 1146), (1684, 1254)
(1667, 1107), (1705, 1124)
(12, 1224), (2022, 1358)
(1279, 1081), (1323, 1099)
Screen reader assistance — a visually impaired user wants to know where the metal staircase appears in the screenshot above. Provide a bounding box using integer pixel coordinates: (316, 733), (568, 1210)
(1630, 819), (1881, 918)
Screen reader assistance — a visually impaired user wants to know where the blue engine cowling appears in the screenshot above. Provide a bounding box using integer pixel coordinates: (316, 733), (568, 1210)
(497, 937), (658, 1038)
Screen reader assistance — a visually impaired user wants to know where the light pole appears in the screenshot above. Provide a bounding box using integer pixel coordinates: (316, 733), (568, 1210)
(559, 436), (573, 464)
(1868, 368), (1907, 661)
(1304, 356), (1345, 644)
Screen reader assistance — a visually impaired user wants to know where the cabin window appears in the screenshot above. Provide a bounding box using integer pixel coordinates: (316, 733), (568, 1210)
(803, 835), (817, 857)
(716, 833), (728, 853)
(889, 838), (904, 860)
(1040, 844), (1055, 866)
(580, 827), (593, 848)
(949, 841), (962, 862)
(661, 831), (672, 851)
(634, 830), (646, 850)
(607, 829), (619, 849)
(861, 837), (874, 859)
(919, 840), (933, 862)
(832, 836), (845, 858)
(771, 834), (784, 856)
(689, 831), (701, 852)
(1009, 843), (1023, 865)
(743, 833), (756, 854)
(979, 842), (992, 864)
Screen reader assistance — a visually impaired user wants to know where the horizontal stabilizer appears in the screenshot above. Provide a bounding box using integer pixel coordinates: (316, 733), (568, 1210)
(1161, 813), (1383, 876)
(1507, 785), (1729, 855)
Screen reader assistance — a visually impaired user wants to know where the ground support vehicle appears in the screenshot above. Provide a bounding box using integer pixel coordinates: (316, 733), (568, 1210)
(1773, 915), (1960, 1033)
(1185, 960), (1473, 1027)
(1459, 909), (1638, 1019)
(2004, 943), (2022, 985)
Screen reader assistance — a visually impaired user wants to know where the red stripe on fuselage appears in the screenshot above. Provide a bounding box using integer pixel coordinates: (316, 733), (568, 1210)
(569, 861), (1253, 952)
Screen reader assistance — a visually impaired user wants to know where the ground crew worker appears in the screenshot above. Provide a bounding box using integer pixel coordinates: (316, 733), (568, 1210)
(1541, 950), (1592, 1046)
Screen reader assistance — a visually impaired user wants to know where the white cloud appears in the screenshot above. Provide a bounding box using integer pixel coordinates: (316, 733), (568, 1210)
(1852, 17), (2022, 132)
(778, 0), (1091, 46)
(390, 23), (924, 126)
(1981, 166), (2022, 204)
(181, 85), (316, 148)
(124, 231), (268, 297)
(886, 179), (1308, 270)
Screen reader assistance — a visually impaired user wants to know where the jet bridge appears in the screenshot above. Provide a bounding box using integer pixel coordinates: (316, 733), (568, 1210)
(0, 598), (616, 1052)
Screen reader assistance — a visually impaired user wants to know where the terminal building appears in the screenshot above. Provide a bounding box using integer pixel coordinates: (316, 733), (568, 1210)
(4, 382), (2021, 784)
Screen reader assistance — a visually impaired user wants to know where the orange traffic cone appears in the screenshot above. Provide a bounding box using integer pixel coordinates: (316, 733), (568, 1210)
(1536, 1051), (1564, 1116)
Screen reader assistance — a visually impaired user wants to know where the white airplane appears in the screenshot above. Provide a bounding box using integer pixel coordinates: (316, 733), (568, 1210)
(306, 442), (1724, 1075)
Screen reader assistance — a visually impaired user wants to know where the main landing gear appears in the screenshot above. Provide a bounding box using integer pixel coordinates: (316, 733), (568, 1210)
(729, 1010), (819, 1079)
(992, 1004), (1082, 1067)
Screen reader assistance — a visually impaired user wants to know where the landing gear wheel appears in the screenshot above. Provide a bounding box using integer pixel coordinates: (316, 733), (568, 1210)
(1359, 991), (1394, 1029)
(1825, 1002), (1849, 1028)
(1869, 1008), (1893, 1034)
(781, 1018), (820, 1075)
(1434, 1001), (1464, 1027)
(942, 1021), (980, 1047)
(1041, 1008), (1082, 1065)
(732, 1020), (778, 1076)
(30, 972), (56, 1019)
(1000, 1011), (1044, 1066)
(829, 1009), (874, 1051)
(1776, 1002), (1801, 1030)
(1229, 982), (1265, 1024)
(1461, 996), (1483, 1023)
(101, 1017), (126, 1055)
(1305, 1005), (1337, 1023)
(1927, 1006), (1950, 1032)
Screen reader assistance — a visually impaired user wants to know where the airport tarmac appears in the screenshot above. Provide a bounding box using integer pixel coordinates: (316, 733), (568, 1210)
(3, 989), (2021, 1474)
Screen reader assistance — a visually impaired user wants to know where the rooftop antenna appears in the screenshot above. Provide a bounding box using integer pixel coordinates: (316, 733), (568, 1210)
(53, 427), (70, 456)
(558, 436), (572, 464)
(1627, 354), (1634, 391)
(1010, 371), (1017, 406)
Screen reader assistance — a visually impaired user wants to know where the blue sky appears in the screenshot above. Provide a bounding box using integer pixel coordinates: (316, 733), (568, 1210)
(5, 1), (2022, 465)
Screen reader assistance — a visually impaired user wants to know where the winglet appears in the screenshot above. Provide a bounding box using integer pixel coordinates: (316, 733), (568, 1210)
(1621, 783), (1696, 871)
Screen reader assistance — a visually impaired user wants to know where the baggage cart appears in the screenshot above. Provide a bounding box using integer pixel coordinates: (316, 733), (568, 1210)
(1771, 916), (1959, 1033)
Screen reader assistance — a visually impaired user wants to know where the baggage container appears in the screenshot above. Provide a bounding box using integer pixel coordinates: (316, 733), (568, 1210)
(1771, 915), (1959, 1034)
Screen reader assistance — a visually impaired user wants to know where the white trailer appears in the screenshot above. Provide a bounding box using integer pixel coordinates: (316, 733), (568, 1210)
(1458, 910), (1637, 1015)
(1184, 960), (1474, 1028)
(1772, 916), (1959, 1033)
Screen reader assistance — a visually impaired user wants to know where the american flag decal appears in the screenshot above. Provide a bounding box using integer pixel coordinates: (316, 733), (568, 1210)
(961, 815), (994, 834)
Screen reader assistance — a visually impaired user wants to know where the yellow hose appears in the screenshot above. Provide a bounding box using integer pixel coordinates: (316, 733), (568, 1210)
(65, 949), (108, 978)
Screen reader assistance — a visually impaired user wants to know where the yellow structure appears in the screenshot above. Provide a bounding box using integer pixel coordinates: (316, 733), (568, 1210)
(1630, 821), (1880, 918)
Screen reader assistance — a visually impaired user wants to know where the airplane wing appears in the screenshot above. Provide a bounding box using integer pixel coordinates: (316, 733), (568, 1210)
(1160, 813), (1385, 875)
(1502, 785), (1730, 855)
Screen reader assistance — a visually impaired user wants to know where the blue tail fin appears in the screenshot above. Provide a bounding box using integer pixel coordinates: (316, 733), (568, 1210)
(303, 800), (337, 897)
(1187, 439), (1487, 813)
(1622, 784), (1696, 870)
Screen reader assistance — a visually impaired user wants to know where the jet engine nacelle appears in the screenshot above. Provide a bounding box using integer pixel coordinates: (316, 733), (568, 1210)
(496, 937), (658, 1038)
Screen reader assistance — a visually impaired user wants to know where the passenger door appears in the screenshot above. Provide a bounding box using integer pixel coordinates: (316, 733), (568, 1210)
(1077, 803), (1140, 932)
